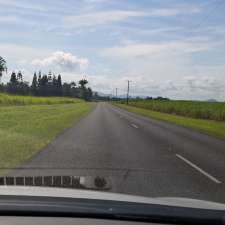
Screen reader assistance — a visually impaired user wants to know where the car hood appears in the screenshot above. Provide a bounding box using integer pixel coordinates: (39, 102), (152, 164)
(0, 186), (224, 211)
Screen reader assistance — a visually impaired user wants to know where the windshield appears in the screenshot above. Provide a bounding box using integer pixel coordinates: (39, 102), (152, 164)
(0, 0), (225, 206)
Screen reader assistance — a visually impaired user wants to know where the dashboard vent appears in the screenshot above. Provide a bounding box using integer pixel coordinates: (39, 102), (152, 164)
(0, 176), (111, 190)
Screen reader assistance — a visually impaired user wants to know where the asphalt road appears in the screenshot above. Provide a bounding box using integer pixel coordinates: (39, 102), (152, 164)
(10, 102), (225, 203)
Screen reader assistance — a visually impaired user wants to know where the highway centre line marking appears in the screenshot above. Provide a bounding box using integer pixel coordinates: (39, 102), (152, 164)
(176, 154), (222, 184)
(131, 124), (139, 129)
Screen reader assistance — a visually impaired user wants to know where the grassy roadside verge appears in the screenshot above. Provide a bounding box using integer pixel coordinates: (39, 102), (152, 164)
(114, 103), (225, 140)
(0, 102), (92, 169)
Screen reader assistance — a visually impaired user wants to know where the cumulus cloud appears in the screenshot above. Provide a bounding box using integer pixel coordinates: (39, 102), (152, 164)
(32, 51), (89, 72)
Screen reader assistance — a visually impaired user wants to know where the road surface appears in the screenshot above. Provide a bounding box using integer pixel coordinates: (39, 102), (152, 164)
(10, 102), (225, 203)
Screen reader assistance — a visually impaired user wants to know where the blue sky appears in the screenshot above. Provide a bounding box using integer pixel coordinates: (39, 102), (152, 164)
(0, 0), (225, 100)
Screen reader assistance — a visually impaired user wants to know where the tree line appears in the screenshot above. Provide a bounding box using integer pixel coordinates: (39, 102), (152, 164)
(0, 56), (93, 101)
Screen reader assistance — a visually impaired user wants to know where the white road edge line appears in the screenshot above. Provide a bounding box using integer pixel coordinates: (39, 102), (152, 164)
(131, 124), (139, 129)
(176, 154), (222, 184)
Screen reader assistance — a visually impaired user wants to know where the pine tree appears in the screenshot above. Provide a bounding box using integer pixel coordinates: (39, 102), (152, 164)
(8, 71), (18, 94)
(10, 71), (17, 84)
(57, 74), (62, 96)
(52, 75), (57, 96)
(31, 72), (38, 95)
(57, 74), (62, 87)
(38, 71), (42, 87)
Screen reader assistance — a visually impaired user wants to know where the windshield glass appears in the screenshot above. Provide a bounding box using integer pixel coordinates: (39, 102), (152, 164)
(0, 0), (225, 205)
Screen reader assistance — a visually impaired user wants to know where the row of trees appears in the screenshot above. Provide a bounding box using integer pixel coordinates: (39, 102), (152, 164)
(0, 57), (93, 101)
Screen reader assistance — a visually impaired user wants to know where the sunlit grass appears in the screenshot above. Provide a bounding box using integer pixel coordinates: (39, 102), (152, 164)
(0, 93), (82, 106)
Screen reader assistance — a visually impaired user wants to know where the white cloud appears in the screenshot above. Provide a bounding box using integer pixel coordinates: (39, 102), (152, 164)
(147, 6), (201, 17)
(88, 73), (225, 100)
(184, 75), (224, 92)
(102, 41), (211, 59)
(62, 5), (201, 28)
(86, 73), (163, 96)
(63, 10), (147, 28)
(0, 43), (51, 62)
(83, 0), (111, 3)
(98, 37), (225, 100)
(154, 76), (225, 100)
(0, 0), (46, 12)
(31, 51), (89, 72)
(0, 15), (19, 23)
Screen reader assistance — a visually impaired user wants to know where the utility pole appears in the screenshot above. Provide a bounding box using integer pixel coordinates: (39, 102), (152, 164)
(126, 80), (131, 104)
(116, 88), (118, 99)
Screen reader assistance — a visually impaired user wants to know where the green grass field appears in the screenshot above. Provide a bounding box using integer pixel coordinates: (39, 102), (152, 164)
(119, 99), (225, 121)
(0, 93), (82, 106)
(115, 103), (225, 140)
(0, 94), (92, 171)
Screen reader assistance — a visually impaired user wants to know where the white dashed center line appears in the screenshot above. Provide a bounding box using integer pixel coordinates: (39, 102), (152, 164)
(131, 124), (139, 129)
(176, 154), (222, 184)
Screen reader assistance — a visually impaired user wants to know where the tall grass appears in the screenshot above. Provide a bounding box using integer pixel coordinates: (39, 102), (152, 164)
(121, 99), (225, 121)
(116, 103), (225, 140)
(0, 93), (82, 106)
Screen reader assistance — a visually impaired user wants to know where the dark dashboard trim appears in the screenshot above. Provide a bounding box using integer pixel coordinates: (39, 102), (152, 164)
(0, 195), (224, 225)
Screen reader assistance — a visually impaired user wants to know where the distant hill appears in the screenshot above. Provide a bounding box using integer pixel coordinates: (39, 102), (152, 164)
(207, 99), (217, 102)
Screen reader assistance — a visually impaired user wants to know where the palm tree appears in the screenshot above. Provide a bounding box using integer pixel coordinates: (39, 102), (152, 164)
(0, 56), (7, 83)
(17, 71), (23, 82)
(78, 79), (88, 89)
